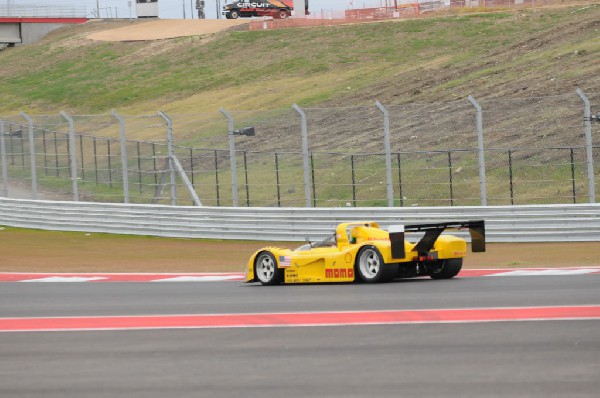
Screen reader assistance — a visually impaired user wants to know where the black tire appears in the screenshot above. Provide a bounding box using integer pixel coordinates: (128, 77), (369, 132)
(255, 251), (282, 285)
(355, 246), (397, 283)
(276, 10), (288, 19)
(229, 10), (240, 19)
(429, 258), (463, 280)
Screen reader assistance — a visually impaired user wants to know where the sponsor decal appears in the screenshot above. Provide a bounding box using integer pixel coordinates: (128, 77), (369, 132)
(325, 268), (354, 279)
(367, 237), (390, 242)
(452, 251), (466, 256)
(279, 256), (292, 267)
(236, 1), (272, 8)
(345, 253), (352, 263)
(284, 266), (298, 279)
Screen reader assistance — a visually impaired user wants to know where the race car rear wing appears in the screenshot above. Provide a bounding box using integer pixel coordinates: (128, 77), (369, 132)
(389, 220), (485, 259)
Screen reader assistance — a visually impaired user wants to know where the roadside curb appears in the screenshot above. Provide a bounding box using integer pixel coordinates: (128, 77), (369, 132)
(1, 268), (599, 282)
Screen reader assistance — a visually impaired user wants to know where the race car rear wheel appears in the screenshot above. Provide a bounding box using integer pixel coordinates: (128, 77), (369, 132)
(429, 258), (463, 280)
(356, 246), (396, 283)
(229, 10), (240, 19)
(255, 251), (282, 285)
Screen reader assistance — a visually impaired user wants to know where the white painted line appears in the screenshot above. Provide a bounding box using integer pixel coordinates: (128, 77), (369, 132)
(151, 276), (243, 282)
(489, 269), (600, 277)
(20, 276), (108, 283)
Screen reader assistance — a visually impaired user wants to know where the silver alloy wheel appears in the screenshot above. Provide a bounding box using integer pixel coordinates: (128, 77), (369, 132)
(256, 253), (276, 283)
(359, 248), (380, 279)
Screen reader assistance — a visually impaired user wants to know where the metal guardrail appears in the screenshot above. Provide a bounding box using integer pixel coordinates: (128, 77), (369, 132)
(1, 198), (599, 242)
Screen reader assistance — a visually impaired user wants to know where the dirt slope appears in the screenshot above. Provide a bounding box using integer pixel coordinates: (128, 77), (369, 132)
(87, 19), (249, 42)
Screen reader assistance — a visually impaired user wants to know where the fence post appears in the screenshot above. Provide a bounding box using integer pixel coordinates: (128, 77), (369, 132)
(79, 135), (85, 182)
(292, 104), (312, 208)
(93, 138), (98, 185)
(111, 111), (130, 204)
(576, 88), (596, 203)
(157, 111), (178, 206)
(106, 139), (113, 188)
(508, 149), (514, 205)
(243, 151), (250, 207)
(41, 130), (47, 176)
(7, 128), (14, 166)
(467, 96), (487, 206)
(0, 120), (7, 197)
(275, 153), (281, 207)
(53, 132), (59, 177)
(375, 101), (394, 207)
(214, 150), (220, 206)
(350, 155), (356, 207)
(310, 152), (316, 207)
(20, 112), (37, 200)
(448, 151), (454, 206)
(188, 148), (194, 187)
(570, 148), (576, 204)
(59, 111), (79, 202)
(397, 153), (404, 207)
(138, 142), (143, 193)
(219, 108), (238, 207)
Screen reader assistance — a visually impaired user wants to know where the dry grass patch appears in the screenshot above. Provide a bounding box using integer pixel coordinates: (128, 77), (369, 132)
(1, 227), (598, 273)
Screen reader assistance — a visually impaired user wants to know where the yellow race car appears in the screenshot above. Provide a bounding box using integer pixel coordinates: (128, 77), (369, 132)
(246, 221), (485, 285)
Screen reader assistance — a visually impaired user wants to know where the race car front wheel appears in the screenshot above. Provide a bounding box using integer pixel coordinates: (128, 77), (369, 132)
(356, 246), (397, 283)
(255, 251), (282, 285)
(429, 258), (463, 279)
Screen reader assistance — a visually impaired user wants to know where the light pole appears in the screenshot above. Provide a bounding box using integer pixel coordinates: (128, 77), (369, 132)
(375, 101), (394, 207)
(292, 104), (312, 208)
(183, 0), (186, 18)
(96, 0), (100, 18)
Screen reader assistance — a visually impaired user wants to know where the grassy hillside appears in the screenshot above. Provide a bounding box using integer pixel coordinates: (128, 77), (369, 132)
(0, 4), (598, 207)
(0, 3), (598, 116)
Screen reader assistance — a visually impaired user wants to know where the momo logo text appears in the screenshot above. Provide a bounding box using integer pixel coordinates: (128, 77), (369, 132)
(325, 268), (354, 279)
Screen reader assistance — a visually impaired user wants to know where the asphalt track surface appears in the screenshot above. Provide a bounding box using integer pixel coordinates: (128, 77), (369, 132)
(1, 274), (599, 397)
